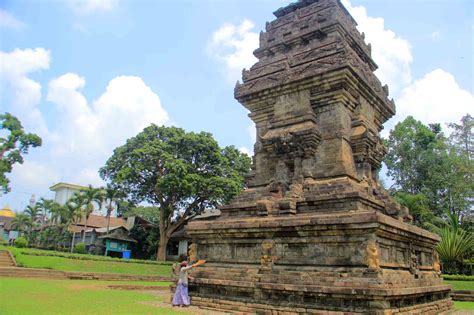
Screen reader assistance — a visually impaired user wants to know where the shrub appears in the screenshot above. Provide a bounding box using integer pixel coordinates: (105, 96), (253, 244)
(14, 237), (28, 248)
(74, 243), (87, 254)
(437, 228), (473, 274)
(443, 274), (474, 281)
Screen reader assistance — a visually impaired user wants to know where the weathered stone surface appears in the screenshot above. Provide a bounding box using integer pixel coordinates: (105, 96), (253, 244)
(186, 0), (453, 313)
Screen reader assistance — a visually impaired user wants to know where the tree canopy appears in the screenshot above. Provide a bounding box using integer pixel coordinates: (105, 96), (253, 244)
(0, 113), (42, 193)
(100, 124), (251, 260)
(384, 115), (473, 220)
(384, 115), (473, 274)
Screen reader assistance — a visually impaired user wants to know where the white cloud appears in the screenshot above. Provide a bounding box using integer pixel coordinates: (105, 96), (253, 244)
(237, 124), (256, 156)
(341, 0), (412, 97)
(239, 147), (251, 156)
(0, 9), (25, 30)
(68, 0), (118, 15)
(208, 20), (259, 82)
(10, 160), (60, 190)
(1, 48), (169, 209)
(46, 73), (170, 186)
(394, 69), (474, 128)
(77, 168), (104, 187)
(339, 1), (473, 136)
(0, 48), (51, 136)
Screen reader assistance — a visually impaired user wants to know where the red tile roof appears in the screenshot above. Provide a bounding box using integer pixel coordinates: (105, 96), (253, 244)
(69, 214), (127, 232)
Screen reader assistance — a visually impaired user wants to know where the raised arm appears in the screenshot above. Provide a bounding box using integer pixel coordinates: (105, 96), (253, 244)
(183, 260), (207, 271)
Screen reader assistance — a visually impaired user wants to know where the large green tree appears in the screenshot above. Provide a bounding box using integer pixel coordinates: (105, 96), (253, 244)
(448, 114), (473, 160)
(0, 113), (42, 193)
(385, 115), (473, 222)
(100, 125), (251, 261)
(384, 116), (445, 195)
(445, 114), (474, 221)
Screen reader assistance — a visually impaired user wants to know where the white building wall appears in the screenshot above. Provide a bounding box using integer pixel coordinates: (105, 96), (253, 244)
(54, 187), (81, 205)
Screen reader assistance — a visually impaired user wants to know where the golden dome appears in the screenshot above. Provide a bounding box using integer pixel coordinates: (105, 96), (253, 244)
(0, 205), (16, 218)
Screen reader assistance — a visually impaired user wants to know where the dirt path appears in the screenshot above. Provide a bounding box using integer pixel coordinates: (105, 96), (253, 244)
(139, 290), (230, 315)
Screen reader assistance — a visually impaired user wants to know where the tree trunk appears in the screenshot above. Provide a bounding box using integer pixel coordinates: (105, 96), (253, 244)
(157, 231), (169, 262)
(70, 231), (76, 253)
(38, 214), (45, 247)
(104, 210), (112, 256)
(106, 209), (111, 235)
(82, 217), (88, 243)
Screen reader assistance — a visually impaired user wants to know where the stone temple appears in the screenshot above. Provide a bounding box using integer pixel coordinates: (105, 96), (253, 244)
(187, 0), (453, 313)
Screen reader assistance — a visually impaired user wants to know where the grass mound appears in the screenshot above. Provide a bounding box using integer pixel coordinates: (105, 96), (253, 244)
(1, 246), (172, 276)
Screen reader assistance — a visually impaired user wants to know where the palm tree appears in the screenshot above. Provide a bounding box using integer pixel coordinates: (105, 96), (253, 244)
(24, 204), (40, 240)
(37, 198), (60, 246)
(11, 213), (31, 236)
(49, 201), (62, 225)
(79, 185), (103, 243)
(103, 184), (122, 236)
(67, 194), (85, 252)
(426, 210), (474, 274)
(436, 227), (473, 273)
(38, 198), (58, 224)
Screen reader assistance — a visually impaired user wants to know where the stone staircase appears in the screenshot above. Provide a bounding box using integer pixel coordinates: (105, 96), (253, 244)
(0, 250), (16, 267)
(0, 267), (68, 279)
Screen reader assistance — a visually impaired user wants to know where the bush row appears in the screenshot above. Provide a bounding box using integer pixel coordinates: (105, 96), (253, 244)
(443, 274), (474, 281)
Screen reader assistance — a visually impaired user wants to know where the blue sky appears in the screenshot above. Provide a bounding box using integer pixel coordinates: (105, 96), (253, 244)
(1, 0), (473, 212)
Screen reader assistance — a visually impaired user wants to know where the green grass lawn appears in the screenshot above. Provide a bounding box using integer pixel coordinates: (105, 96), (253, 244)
(445, 280), (474, 291)
(447, 279), (474, 311)
(1, 277), (473, 313)
(14, 254), (172, 276)
(0, 278), (186, 315)
(454, 301), (474, 310)
(1, 246), (172, 276)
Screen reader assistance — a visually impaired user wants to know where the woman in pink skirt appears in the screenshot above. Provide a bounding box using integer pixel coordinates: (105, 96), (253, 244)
(172, 259), (205, 307)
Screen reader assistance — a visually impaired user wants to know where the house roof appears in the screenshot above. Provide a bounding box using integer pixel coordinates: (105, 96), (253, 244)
(125, 216), (154, 228)
(98, 227), (137, 243)
(69, 225), (124, 234)
(75, 214), (127, 229)
(169, 209), (221, 240)
(68, 214), (127, 233)
(91, 226), (124, 233)
(68, 225), (85, 233)
(49, 182), (89, 192)
(170, 226), (190, 239)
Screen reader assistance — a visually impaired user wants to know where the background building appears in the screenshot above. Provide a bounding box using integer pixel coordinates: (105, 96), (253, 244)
(0, 205), (16, 241)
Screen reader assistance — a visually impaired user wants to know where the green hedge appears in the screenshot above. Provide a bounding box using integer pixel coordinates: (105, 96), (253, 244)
(1, 246), (172, 266)
(443, 274), (474, 281)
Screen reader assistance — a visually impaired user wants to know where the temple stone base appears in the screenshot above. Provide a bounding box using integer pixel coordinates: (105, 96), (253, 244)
(188, 210), (452, 314)
(191, 297), (452, 315)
